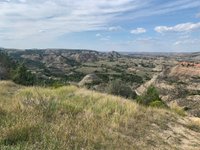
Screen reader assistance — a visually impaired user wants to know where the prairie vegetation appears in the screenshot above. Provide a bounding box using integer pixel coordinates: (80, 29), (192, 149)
(0, 81), (200, 149)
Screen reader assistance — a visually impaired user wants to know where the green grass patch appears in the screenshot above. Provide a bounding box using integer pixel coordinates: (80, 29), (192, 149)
(2, 125), (42, 146)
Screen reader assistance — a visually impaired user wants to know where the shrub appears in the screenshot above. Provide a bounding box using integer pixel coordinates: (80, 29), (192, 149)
(149, 100), (166, 108)
(107, 79), (136, 99)
(137, 86), (166, 108)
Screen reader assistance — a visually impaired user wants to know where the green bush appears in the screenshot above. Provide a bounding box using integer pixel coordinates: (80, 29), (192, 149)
(107, 79), (136, 99)
(149, 100), (166, 108)
(137, 86), (166, 108)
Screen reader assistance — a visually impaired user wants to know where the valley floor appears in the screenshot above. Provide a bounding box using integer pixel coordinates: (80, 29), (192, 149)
(0, 81), (200, 150)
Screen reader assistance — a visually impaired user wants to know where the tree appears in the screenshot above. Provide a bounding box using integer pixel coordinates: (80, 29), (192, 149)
(137, 86), (166, 108)
(12, 64), (36, 86)
(0, 51), (15, 79)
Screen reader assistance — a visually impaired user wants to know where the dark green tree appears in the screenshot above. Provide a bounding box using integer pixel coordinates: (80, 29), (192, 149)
(137, 86), (166, 108)
(0, 51), (15, 79)
(12, 64), (36, 86)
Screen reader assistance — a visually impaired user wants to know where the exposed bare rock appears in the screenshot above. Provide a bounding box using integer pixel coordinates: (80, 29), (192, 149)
(169, 65), (200, 77)
(152, 65), (163, 72)
(72, 52), (98, 62)
(135, 74), (159, 95)
(108, 51), (121, 59)
(79, 74), (101, 86)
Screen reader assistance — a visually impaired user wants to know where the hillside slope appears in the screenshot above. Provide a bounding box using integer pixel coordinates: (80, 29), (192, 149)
(0, 81), (200, 150)
(135, 63), (200, 117)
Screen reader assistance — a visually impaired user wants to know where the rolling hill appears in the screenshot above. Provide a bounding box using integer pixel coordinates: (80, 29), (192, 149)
(0, 81), (200, 149)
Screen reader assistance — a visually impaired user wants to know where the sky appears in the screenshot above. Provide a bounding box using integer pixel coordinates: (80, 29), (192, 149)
(0, 0), (200, 52)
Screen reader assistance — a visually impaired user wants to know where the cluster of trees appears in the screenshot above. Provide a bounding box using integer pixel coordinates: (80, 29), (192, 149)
(12, 64), (36, 86)
(0, 51), (14, 79)
(0, 51), (36, 86)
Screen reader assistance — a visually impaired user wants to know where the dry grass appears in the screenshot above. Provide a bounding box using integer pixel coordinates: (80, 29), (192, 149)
(169, 101), (187, 117)
(0, 81), (200, 150)
(186, 117), (200, 132)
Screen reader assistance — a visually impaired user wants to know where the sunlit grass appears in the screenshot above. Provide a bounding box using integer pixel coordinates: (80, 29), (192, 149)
(0, 81), (200, 149)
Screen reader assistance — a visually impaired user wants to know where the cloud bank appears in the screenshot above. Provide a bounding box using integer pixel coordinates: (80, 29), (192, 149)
(0, 0), (200, 51)
(1, 0), (200, 40)
(155, 22), (200, 33)
(0, 0), (139, 40)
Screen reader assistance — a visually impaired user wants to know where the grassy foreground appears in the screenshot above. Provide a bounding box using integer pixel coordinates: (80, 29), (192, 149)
(0, 81), (200, 150)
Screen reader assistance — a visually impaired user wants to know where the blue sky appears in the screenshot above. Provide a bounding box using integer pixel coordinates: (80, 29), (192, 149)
(0, 0), (200, 52)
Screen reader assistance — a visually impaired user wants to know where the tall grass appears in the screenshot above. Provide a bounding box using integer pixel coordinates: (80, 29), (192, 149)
(0, 81), (200, 149)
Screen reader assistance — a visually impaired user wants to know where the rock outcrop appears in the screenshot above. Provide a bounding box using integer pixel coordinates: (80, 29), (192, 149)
(79, 74), (101, 86)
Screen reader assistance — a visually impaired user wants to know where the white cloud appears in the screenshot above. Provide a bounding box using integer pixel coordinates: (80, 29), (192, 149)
(95, 33), (110, 41)
(155, 22), (200, 33)
(95, 33), (111, 41)
(174, 39), (200, 45)
(130, 28), (146, 34)
(174, 41), (182, 45)
(121, 0), (200, 21)
(38, 29), (46, 33)
(100, 36), (110, 41)
(1, 0), (200, 49)
(96, 33), (101, 37)
(1, 0), (199, 40)
(0, 0), (135, 41)
(19, 0), (26, 3)
(107, 26), (122, 31)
